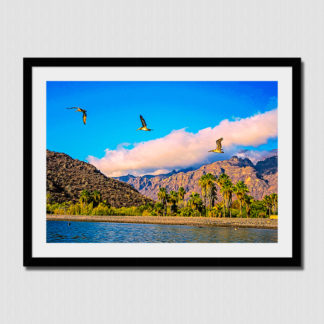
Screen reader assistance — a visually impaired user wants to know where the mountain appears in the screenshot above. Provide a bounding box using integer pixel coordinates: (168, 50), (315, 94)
(255, 156), (278, 175)
(115, 155), (278, 201)
(116, 169), (178, 183)
(114, 167), (195, 183)
(235, 148), (278, 164)
(46, 150), (152, 207)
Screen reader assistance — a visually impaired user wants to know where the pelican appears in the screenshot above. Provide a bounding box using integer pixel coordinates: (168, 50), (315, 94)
(137, 115), (152, 131)
(66, 107), (87, 125)
(208, 138), (224, 153)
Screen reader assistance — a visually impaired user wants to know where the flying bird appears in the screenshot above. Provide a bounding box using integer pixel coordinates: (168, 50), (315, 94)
(208, 138), (224, 153)
(66, 107), (87, 125)
(137, 115), (152, 131)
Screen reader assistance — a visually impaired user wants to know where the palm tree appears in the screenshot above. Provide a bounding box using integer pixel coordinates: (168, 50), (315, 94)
(198, 174), (208, 209)
(270, 193), (278, 214)
(178, 187), (186, 208)
(199, 173), (217, 216)
(158, 187), (168, 216)
(92, 190), (102, 207)
(169, 190), (179, 214)
(188, 192), (203, 213)
(234, 181), (249, 217)
(205, 174), (217, 209)
(154, 202), (164, 216)
(209, 183), (217, 208)
(220, 179), (234, 217)
(217, 173), (230, 217)
(243, 194), (254, 218)
(217, 173), (230, 186)
(263, 195), (272, 217)
(79, 189), (91, 207)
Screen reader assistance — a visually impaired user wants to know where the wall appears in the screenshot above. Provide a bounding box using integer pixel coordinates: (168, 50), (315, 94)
(1, 0), (323, 323)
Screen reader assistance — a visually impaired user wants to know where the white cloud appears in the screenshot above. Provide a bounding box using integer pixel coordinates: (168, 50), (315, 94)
(235, 149), (278, 164)
(148, 169), (171, 176)
(88, 109), (277, 177)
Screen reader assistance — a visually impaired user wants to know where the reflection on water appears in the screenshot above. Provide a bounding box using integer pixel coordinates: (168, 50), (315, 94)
(47, 221), (277, 243)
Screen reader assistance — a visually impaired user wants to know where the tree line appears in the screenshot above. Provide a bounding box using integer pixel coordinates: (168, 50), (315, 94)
(47, 172), (278, 218)
(157, 173), (277, 218)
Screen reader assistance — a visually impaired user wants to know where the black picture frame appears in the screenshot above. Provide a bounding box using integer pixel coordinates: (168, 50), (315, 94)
(23, 57), (302, 267)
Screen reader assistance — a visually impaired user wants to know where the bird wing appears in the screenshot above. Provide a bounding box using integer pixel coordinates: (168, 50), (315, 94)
(216, 138), (223, 150)
(66, 107), (79, 110)
(140, 115), (147, 127)
(82, 111), (87, 125)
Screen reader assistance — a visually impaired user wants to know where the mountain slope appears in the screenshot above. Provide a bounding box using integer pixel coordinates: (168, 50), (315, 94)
(115, 156), (277, 201)
(47, 150), (152, 207)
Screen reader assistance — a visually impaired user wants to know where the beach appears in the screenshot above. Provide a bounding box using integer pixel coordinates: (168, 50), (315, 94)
(47, 214), (278, 229)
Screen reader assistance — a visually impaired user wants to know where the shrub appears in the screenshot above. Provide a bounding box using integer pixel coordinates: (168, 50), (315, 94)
(179, 207), (194, 217)
(142, 210), (151, 216)
(92, 203), (111, 216)
(231, 209), (240, 218)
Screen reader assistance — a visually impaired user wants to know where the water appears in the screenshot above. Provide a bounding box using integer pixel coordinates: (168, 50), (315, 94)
(47, 220), (277, 243)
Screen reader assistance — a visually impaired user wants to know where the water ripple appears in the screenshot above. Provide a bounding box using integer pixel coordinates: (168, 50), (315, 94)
(47, 221), (278, 243)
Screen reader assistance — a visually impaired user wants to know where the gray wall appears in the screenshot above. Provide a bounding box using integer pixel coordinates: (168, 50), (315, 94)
(1, 0), (323, 323)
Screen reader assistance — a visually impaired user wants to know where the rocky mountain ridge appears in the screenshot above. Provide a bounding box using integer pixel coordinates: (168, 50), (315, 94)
(115, 155), (278, 201)
(47, 150), (152, 207)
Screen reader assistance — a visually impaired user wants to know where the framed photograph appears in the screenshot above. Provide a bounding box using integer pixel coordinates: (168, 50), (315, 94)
(24, 58), (301, 267)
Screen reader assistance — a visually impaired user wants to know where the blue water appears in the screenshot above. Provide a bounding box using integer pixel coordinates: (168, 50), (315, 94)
(47, 221), (278, 243)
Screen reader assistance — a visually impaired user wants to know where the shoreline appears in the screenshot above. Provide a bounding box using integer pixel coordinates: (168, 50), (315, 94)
(46, 215), (278, 229)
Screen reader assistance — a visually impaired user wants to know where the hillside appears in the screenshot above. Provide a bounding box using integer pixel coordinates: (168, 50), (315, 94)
(115, 155), (278, 201)
(46, 150), (152, 207)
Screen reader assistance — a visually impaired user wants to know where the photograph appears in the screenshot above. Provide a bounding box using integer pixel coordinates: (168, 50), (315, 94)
(46, 80), (279, 244)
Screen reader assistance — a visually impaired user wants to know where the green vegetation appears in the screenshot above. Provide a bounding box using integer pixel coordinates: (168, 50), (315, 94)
(199, 173), (217, 216)
(46, 173), (278, 218)
(157, 187), (168, 216)
(234, 181), (249, 217)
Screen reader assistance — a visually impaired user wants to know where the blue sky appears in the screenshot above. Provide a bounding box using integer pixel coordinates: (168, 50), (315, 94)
(47, 81), (278, 165)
